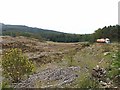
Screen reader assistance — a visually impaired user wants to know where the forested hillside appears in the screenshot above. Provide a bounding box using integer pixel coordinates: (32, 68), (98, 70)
(92, 25), (119, 42)
(2, 24), (119, 42)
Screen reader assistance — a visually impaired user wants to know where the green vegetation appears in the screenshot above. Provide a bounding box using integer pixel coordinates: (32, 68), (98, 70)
(2, 48), (35, 83)
(107, 51), (120, 87)
(3, 31), (45, 42)
(76, 76), (99, 88)
(61, 43), (119, 88)
(92, 25), (119, 42)
(3, 24), (119, 43)
(1, 23), (120, 88)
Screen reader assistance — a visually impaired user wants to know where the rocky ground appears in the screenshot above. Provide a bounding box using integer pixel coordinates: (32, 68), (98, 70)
(13, 66), (80, 88)
(1, 36), (119, 88)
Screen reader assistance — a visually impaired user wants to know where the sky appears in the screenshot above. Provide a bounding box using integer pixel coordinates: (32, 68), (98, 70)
(0, 0), (119, 34)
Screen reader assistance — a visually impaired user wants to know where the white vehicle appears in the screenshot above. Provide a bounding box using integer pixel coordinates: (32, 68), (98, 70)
(105, 38), (110, 43)
(96, 38), (110, 43)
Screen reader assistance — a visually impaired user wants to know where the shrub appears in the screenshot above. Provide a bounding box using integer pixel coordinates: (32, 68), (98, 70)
(81, 43), (90, 48)
(2, 48), (34, 83)
(76, 76), (99, 88)
(107, 51), (120, 86)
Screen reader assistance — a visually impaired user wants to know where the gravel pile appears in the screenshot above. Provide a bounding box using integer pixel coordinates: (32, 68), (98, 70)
(14, 66), (80, 88)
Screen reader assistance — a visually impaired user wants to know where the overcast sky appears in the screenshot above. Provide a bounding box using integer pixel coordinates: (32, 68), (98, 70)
(0, 0), (119, 34)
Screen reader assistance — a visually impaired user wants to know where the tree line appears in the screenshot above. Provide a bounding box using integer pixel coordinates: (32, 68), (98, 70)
(2, 24), (119, 43)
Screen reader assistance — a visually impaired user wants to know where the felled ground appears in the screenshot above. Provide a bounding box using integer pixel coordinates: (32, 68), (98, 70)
(1, 36), (119, 88)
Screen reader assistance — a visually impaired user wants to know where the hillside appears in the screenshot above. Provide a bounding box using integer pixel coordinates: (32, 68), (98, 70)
(1, 36), (120, 88)
(2, 24), (63, 35)
(2, 24), (90, 42)
(2, 24), (119, 42)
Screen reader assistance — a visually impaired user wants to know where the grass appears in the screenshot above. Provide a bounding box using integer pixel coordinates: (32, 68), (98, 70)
(2, 35), (120, 88)
(59, 43), (119, 88)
